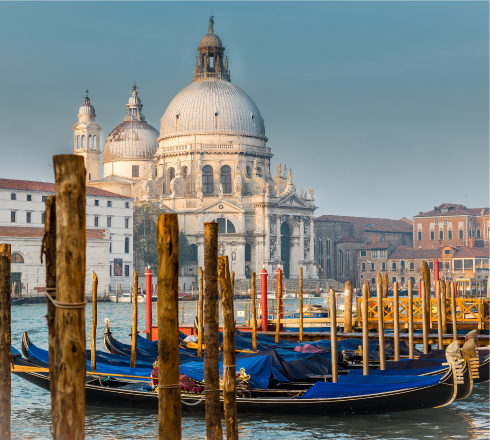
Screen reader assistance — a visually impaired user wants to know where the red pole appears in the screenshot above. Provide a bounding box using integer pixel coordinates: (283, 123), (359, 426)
(276, 267), (283, 329)
(418, 282), (422, 299)
(454, 281), (458, 297)
(145, 268), (153, 340)
(260, 267), (268, 331)
(434, 257), (439, 298)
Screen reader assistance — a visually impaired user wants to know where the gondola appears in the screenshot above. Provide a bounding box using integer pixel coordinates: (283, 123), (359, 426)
(12, 341), (464, 415)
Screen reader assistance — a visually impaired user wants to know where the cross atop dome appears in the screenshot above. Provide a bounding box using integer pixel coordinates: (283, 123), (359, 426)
(125, 82), (145, 121)
(193, 17), (230, 83)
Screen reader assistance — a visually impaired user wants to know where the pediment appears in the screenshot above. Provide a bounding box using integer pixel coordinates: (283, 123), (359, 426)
(197, 199), (245, 214)
(277, 193), (308, 208)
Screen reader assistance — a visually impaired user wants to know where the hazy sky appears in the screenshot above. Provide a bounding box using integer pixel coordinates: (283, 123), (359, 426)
(0, 2), (487, 219)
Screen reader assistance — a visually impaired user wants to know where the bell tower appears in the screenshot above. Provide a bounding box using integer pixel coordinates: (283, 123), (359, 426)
(72, 90), (102, 182)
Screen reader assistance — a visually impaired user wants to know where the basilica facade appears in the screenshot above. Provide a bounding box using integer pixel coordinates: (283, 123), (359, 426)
(74, 18), (317, 281)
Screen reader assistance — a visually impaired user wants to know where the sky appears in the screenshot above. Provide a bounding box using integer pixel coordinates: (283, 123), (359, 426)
(0, 2), (488, 219)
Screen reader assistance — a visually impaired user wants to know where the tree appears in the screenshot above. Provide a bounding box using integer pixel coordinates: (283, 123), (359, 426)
(133, 202), (164, 274)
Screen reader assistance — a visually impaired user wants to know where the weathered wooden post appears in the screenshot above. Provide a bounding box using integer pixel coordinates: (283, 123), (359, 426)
(451, 281), (458, 342)
(382, 273), (389, 299)
(42, 195), (57, 426)
(376, 274), (386, 370)
(316, 282), (320, 296)
(131, 271), (138, 368)
(408, 279), (414, 359)
(91, 272), (98, 373)
(115, 283), (119, 303)
(52, 155), (86, 439)
(393, 281), (400, 362)
(197, 267), (204, 358)
(218, 257), (238, 440)
(299, 267), (304, 342)
(275, 267), (282, 343)
(251, 271), (257, 352)
(156, 214), (181, 440)
(344, 280), (353, 333)
(441, 279), (448, 335)
(330, 288), (338, 383)
(421, 261), (431, 335)
(421, 282), (429, 354)
(362, 281), (369, 376)
(0, 243), (11, 440)
(204, 222), (223, 439)
(436, 280), (443, 349)
(231, 271), (235, 298)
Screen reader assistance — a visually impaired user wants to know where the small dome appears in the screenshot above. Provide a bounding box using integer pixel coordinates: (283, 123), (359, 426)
(200, 31), (222, 48)
(160, 80), (265, 138)
(128, 95), (141, 106)
(79, 96), (95, 115)
(103, 121), (159, 162)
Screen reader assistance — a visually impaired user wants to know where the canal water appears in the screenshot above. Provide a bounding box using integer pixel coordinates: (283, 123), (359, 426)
(11, 302), (489, 439)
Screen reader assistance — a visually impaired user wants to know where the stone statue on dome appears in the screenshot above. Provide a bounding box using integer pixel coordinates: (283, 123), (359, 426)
(209, 15), (214, 32)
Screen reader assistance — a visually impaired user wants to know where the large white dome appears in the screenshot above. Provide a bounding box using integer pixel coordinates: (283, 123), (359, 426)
(160, 80), (266, 139)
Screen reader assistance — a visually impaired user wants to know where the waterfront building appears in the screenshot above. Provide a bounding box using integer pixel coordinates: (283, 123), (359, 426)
(83, 18), (317, 281)
(0, 179), (133, 295)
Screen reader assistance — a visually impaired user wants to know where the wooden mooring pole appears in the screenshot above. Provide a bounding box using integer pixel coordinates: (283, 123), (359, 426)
(251, 271), (257, 352)
(421, 282), (429, 354)
(218, 257), (238, 440)
(131, 271), (138, 368)
(230, 271), (235, 298)
(441, 280), (448, 334)
(197, 267), (204, 358)
(450, 282), (458, 342)
(421, 261), (431, 339)
(330, 289), (338, 383)
(393, 281), (400, 362)
(204, 222), (223, 439)
(436, 280), (443, 349)
(52, 155), (86, 439)
(382, 273), (389, 299)
(344, 280), (353, 333)
(299, 267), (303, 342)
(408, 279), (414, 359)
(362, 281), (369, 376)
(91, 272), (98, 372)
(0, 243), (11, 440)
(376, 274), (385, 370)
(275, 268), (282, 344)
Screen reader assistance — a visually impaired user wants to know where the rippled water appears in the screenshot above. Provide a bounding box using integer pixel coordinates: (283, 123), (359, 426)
(11, 303), (490, 440)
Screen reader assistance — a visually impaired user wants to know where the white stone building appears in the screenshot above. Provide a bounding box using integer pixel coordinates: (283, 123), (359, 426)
(0, 179), (134, 294)
(84, 18), (318, 281)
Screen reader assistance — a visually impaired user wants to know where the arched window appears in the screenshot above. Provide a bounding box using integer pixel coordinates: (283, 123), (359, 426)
(182, 166), (188, 179)
(76, 135), (80, 149)
(216, 218), (236, 234)
(318, 238), (323, 255)
(169, 167), (175, 181)
(476, 229), (481, 238)
(88, 135), (92, 149)
(256, 167), (263, 178)
(11, 253), (24, 263)
(339, 250), (343, 274)
(346, 251), (350, 272)
(326, 258), (331, 275)
(189, 244), (198, 262)
(220, 165), (232, 193)
(245, 166), (252, 178)
(81, 135), (85, 149)
(326, 239), (331, 255)
(202, 165), (214, 194)
(93, 135), (97, 149)
(124, 237), (130, 254)
(245, 243), (251, 262)
(401, 260), (405, 269)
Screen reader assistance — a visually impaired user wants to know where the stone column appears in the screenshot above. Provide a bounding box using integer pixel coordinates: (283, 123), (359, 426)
(276, 215), (281, 267)
(265, 214), (271, 261)
(235, 240), (246, 278)
(299, 217), (305, 271)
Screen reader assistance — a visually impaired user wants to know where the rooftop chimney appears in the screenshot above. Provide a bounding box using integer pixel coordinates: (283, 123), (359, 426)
(372, 235), (376, 244)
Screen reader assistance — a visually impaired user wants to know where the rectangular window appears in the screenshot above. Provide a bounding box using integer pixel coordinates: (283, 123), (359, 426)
(10, 211), (15, 223)
(372, 250), (378, 258)
(381, 262), (386, 271)
(125, 265), (130, 277)
(114, 259), (123, 276)
(444, 220), (447, 225)
(445, 262), (450, 269)
(409, 262), (414, 270)
(429, 261), (434, 270)
(448, 230), (453, 239)
(459, 229), (463, 239)
(107, 201), (112, 207)
(371, 277), (376, 285)
(439, 262), (443, 270)
(26, 195), (31, 201)
(361, 263), (366, 271)
(132, 165), (139, 178)
(125, 218), (129, 228)
(430, 231), (435, 240)
(94, 216), (99, 227)
(464, 259), (473, 270)
(439, 230), (444, 240)
(107, 217), (112, 227)
(392, 262), (397, 270)
(454, 260), (463, 270)
(380, 250), (387, 258)
(434, 220), (438, 225)
(417, 231), (422, 241)
(41, 213), (45, 224)
(110, 265), (112, 277)
(401, 277), (405, 284)
(26, 212), (31, 223)
(10, 193), (16, 200)
(125, 202), (130, 208)
(370, 263), (375, 271)
(42, 196), (47, 202)
(392, 277), (397, 283)
(360, 250), (366, 257)
(95, 199), (99, 206)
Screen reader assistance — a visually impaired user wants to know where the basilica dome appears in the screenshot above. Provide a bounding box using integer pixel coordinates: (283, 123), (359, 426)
(200, 31), (222, 48)
(103, 84), (159, 163)
(160, 80), (266, 139)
